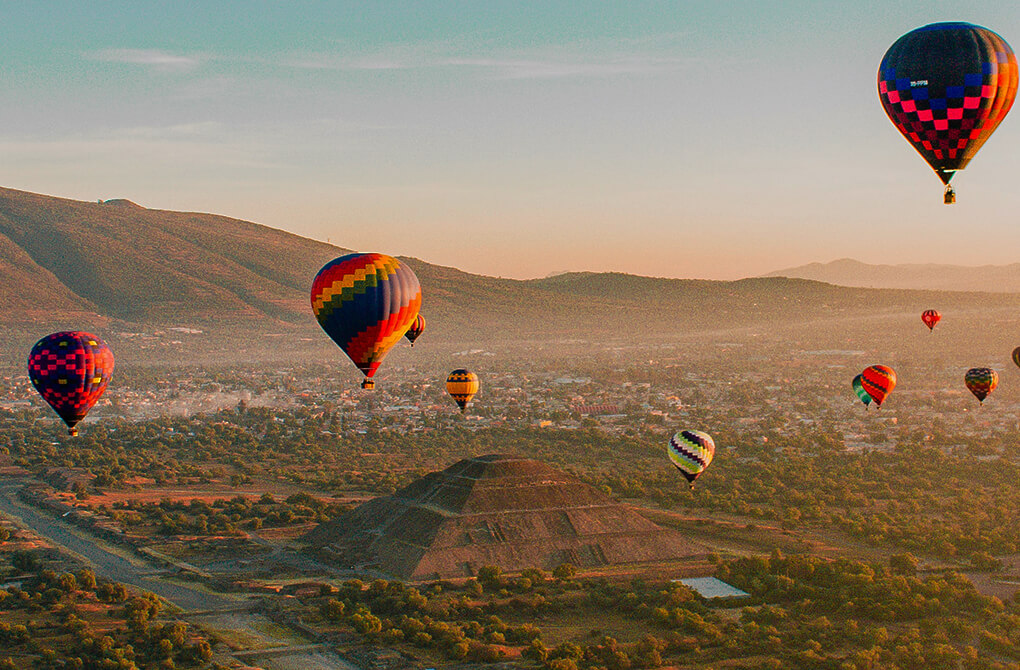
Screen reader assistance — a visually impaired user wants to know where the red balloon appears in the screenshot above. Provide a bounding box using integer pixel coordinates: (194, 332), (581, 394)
(861, 365), (897, 407)
(921, 309), (941, 332)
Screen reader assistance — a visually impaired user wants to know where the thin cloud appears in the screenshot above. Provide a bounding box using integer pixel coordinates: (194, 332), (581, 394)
(284, 37), (690, 79)
(288, 54), (412, 71)
(90, 48), (201, 70)
(442, 55), (684, 79)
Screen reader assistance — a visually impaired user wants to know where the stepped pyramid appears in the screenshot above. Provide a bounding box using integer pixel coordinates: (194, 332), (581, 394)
(305, 454), (707, 579)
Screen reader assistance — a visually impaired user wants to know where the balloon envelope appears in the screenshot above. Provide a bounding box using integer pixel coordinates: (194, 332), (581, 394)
(1012, 346), (1020, 369)
(28, 332), (114, 435)
(965, 367), (998, 403)
(878, 23), (1018, 188)
(310, 253), (422, 388)
(405, 314), (425, 346)
(446, 369), (480, 412)
(852, 374), (872, 407)
(861, 365), (897, 407)
(667, 430), (716, 488)
(921, 309), (941, 331)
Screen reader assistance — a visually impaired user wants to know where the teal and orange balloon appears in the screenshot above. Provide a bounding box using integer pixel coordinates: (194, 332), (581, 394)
(28, 332), (114, 436)
(405, 314), (425, 346)
(852, 374), (872, 409)
(667, 430), (715, 489)
(965, 367), (998, 404)
(311, 253), (422, 389)
(446, 369), (479, 412)
(878, 23), (1018, 203)
(861, 365), (897, 407)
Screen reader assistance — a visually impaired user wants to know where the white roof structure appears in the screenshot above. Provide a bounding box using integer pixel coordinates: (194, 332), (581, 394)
(675, 577), (750, 599)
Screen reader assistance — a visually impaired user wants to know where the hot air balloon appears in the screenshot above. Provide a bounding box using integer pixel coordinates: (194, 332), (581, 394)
(310, 253), (422, 389)
(1012, 346), (1020, 369)
(878, 22), (1018, 203)
(404, 314), (425, 346)
(28, 332), (114, 436)
(921, 309), (941, 332)
(852, 374), (872, 409)
(446, 369), (479, 412)
(667, 430), (715, 489)
(861, 365), (897, 407)
(965, 367), (998, 403)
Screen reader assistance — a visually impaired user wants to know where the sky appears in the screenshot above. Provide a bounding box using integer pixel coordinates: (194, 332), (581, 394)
(2, 1), (1019, 280)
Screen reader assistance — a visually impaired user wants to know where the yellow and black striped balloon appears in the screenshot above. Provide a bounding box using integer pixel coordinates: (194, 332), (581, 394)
(446, 369), (479, 413)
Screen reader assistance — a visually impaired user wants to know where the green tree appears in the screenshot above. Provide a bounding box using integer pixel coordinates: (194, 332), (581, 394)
(553, 563), (577, 581)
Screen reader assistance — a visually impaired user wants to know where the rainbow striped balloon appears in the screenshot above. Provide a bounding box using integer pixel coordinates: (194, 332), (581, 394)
(446, 369), (480, 412)
(311, 253), (421, 389)
(667, 429), (715, 488)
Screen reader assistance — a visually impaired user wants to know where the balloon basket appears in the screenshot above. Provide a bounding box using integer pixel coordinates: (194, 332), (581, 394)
(943, 186), (956, 205)
(68, 427), (78, 437)
(361, 378), (375, 390)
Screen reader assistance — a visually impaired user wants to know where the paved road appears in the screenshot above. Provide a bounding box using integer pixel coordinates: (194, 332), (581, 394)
(0, 482), (236, 611)
(0, 480), (364, 669)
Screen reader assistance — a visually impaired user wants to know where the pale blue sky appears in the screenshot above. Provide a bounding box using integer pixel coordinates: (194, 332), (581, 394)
(2, 1), (1018, 279)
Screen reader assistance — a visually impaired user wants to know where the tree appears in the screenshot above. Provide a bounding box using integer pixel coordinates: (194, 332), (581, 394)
(12, 550), (39, 573)
(889, 553), (918, 576)
(477, 565), (504, 591)
(553, 563), (577, 581)
(77, 569), (96, 591)
(57, 573), (78, 593)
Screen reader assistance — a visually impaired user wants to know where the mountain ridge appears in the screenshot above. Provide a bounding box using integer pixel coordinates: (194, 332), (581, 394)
(3, 186), (1020, 344)
(765, 258), (1020, 293)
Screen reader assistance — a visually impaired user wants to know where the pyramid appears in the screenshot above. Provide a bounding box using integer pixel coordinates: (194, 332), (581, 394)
(305, 454), (708, 580)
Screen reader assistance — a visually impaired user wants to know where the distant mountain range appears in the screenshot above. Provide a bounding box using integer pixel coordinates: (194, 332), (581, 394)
(3, 187), (1020, 343)
(765, 258), (1020, 293)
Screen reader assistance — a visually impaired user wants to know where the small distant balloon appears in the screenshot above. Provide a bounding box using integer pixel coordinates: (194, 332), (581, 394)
(965, 367), (998, 403)
(446, 369), (480, 412)
(667, 430), (716, 489)
(405, 314), (425, 347)
(921, 309), (941, 332)
(1012, 346), (1020, 369)
(28, 332), (114, 436)
(860, 365), (897, 407)
(852, 374), (872, 409)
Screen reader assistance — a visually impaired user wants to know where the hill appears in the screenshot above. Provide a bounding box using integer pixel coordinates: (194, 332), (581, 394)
(765, 258), (1020, 292)
(0, 187), (342, 324)
(4, 186), (1020, 348)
